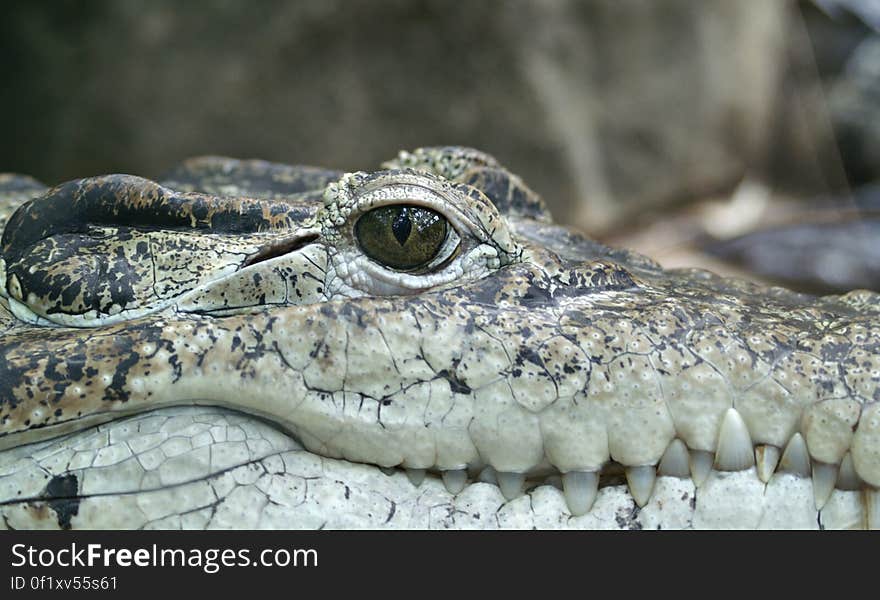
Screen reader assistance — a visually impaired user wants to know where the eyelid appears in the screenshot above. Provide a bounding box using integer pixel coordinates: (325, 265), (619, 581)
(347, 183), (489, 246)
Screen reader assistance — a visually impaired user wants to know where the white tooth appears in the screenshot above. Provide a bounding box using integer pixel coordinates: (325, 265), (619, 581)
(380, 467), (396, 477)
(442, 469), (467, 494)
(714, 408), (755, 471)
(866, 488), (880, 531)
(689, 450), (713, 487)
(497, 471), (525, 500)
(406, 468), (426, 487)
(836, 453), (862, 491)
(779, 433), (810, 477)
(755, 445), (781, 483)
(625, 465), (656, 507)
(812, 461), (838, 510)
(658, 439), (690, 478)
(562, 471), (599, 516)
(477, 466), (497, 485)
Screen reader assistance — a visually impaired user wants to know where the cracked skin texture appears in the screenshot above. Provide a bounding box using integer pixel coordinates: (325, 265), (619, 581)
(0, 147), (878, 530)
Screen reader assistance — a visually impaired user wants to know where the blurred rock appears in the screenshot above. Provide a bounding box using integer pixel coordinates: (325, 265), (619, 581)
(765, 0), (879, 195)
(0, 0), (787, 232)
(603, 177), (880, 294)
(705, 213), (880, 293)
(829, 36), (880, 185)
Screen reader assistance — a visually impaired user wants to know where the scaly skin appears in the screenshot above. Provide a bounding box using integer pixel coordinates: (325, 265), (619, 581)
(0, 149), (878, 530)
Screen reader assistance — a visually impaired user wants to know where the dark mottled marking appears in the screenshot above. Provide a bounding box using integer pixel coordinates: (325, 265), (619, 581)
(42, 474), (80, 530)
(461, 167), (552, 223)
(437, 369), (472, 394)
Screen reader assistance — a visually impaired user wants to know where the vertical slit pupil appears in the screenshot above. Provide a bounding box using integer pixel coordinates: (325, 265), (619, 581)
(391, 208), (412, 246)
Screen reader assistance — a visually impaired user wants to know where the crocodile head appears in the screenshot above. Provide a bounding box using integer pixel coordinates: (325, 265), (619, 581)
(0, 147), (878, 529)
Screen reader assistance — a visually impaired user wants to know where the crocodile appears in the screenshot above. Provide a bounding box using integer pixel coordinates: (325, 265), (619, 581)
(0, 147), (878, 530)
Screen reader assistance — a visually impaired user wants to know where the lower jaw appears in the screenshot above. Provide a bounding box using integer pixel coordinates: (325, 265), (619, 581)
(0, 406), (876, 530)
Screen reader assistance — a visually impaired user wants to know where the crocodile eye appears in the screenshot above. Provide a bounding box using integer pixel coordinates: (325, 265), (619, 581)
(355, 205), (450, 271)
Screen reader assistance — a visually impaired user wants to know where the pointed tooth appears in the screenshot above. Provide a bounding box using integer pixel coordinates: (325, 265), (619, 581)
(625, 465), (656, 507)
(812, 461), (838, 510)
(562, 471), (599, 516)
(442, 469), (467, 494)
(497, 471), (525, 500)
(779, 433), (810, 477)
(867, 488), (880, 530)
(755, 445), (781, 483)
(658, 439), (690, 478)
(689, 450), (713, 487)
(405, 468), (426, 487)
(836, 453), (862, 491)
(380, 467), (396, 477)
(714, 408), (755, 471)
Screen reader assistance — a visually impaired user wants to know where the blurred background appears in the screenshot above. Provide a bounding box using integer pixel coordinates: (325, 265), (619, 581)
(1, 0), (878, 292)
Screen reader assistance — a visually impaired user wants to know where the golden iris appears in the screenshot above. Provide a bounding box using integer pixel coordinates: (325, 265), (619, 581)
(355, 205), (448, 270)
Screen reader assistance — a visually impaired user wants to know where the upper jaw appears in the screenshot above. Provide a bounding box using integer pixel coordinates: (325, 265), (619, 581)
(0, 404), (875, 530)
(2, 237), (879, 521)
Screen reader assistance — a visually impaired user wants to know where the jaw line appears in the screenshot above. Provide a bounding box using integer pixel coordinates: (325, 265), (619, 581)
(0, 405), (863, 530)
